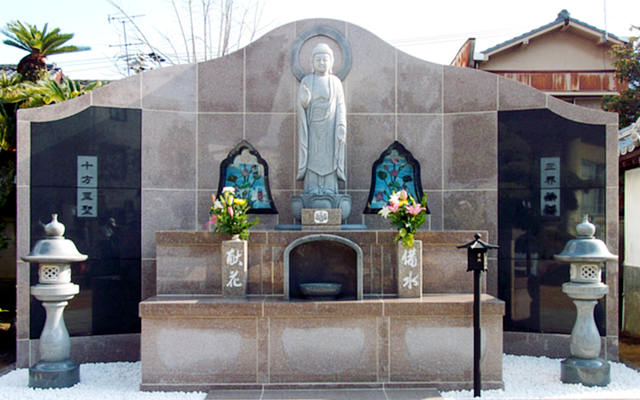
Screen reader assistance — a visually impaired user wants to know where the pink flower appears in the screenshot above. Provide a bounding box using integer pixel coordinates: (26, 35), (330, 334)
(205, 215), (218, 226)
(390, 156), (399, 164)
(390, 170), (399, 178)
(228, 206), (234, 217)
(399, 189), (408, 201)
(375, 192), (384, 201)
(406, 204), (425, 216)
(388, 202), (400, 213)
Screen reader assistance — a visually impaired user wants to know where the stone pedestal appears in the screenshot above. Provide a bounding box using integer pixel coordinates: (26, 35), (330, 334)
(29, 359), (80, 389)
(291, 194), (351, 222)
(397, 240), (422, 298)
(222, 238), (248, 298)
(301, 209), (342, 231)
(28, 288), (81, 388)
(560, 284), (610, 386)
(561, 357), (610, 386)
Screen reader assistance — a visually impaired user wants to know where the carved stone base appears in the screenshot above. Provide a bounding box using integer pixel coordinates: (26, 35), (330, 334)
(29, 359), (80, 388)
(221, 239), (248, 298)
(301, 209), (342, 231)
(561, 357), (610, 386)
(397, 240), (423, 298)
(291, 194), (351, 222)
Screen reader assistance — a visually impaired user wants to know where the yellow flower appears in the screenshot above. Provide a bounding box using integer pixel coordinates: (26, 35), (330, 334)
(234, 198), (246, 205)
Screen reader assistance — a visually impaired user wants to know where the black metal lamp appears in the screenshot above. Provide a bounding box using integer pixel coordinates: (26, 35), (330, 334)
(458, 233), (498, 398)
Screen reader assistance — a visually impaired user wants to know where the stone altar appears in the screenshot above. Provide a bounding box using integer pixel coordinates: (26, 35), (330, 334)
(141, 230), (505, 392)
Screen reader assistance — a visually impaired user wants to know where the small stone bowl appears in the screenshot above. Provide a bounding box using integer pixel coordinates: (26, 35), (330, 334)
(299, 283), (342, 301)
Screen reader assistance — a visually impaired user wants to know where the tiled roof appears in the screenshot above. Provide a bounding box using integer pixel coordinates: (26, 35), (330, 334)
(482, 10), (624, 55)
(0, 63), (63, 79)
(619, 122), (640, 157)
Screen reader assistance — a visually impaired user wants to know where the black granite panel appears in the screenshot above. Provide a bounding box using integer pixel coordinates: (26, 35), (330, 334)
(498, 109), (607, 334)
(30, 107), (141, 338)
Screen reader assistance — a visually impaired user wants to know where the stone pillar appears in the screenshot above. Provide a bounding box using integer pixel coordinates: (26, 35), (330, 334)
(222, 238), (248, 298)
(397, 240), (422, 298)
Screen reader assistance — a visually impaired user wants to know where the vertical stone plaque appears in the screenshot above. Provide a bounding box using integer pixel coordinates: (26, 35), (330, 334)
(222, 239), (248, 298)
(397, 240), (422, 298)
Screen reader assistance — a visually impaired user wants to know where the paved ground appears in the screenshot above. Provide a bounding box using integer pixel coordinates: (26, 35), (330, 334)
(205, 389), (442, 399)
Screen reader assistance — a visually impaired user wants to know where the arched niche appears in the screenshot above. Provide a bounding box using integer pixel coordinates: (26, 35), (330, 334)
(217, 140), (277, 214)
(364, 140), (427, 214)
(284, 234), (363, 300)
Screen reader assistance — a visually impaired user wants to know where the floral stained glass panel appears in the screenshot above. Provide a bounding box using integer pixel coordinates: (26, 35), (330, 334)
(218, 140), (277, 213)
(364, 141), (424, 213)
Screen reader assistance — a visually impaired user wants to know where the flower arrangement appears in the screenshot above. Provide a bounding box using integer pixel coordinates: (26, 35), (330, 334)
(379, 189), (428, 248)
(206, 187), (259, 240)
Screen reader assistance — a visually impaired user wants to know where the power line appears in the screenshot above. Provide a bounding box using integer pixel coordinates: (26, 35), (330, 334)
(55, 59), (115, 67)
(388, 25), (537, 47)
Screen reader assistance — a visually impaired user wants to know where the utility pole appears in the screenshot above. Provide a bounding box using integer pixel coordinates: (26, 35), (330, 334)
(108, 14), (145, 76)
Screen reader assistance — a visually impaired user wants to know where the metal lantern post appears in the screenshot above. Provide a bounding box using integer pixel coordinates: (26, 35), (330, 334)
(458, 233), (498, 398)
(554, 215), (617, 386)
(21, 214), (88, 388)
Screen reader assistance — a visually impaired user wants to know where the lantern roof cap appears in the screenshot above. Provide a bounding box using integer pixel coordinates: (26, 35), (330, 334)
(555, 215), (617, 262)
(21, 214), (88, 263)
(457, 233), (499, 251)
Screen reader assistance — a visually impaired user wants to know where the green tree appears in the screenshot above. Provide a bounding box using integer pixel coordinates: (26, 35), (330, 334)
(1, 22), (101, 250)
(601, 26), (640, 129)
(1, 21), (90, 82)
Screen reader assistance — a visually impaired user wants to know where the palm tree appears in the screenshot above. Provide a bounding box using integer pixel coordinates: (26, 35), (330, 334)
(1, 21), (90, 82)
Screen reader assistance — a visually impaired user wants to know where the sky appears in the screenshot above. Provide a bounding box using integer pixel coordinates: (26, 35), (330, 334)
(0, 0), (637, 80)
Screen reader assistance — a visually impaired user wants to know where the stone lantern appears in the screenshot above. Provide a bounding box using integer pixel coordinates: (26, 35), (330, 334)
(21, 214), (88, 388)
(554, 215), (617, 386)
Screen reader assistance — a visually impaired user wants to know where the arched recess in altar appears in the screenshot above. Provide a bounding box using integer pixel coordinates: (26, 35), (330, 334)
(283, 234), (363, 300)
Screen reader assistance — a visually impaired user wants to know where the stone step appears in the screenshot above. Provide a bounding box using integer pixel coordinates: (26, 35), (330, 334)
(205, 388), (442, 400)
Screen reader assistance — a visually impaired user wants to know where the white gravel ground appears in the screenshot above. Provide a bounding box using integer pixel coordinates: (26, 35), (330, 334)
(442, 355), (640, 399)
(0, 355), (639, 399)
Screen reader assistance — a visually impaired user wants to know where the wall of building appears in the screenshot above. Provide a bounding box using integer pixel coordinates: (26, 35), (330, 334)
(624, 167), (640, 336)
(480, 29), (617, 71)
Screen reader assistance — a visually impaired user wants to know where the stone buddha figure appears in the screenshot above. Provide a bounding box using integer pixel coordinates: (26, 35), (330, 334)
(290, 42), (351, 223)
(296, 43), (346, 195)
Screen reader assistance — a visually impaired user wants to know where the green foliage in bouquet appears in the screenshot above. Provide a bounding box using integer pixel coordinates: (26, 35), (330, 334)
(206, 187), (259, 240)
(378, 189), (428, 248)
